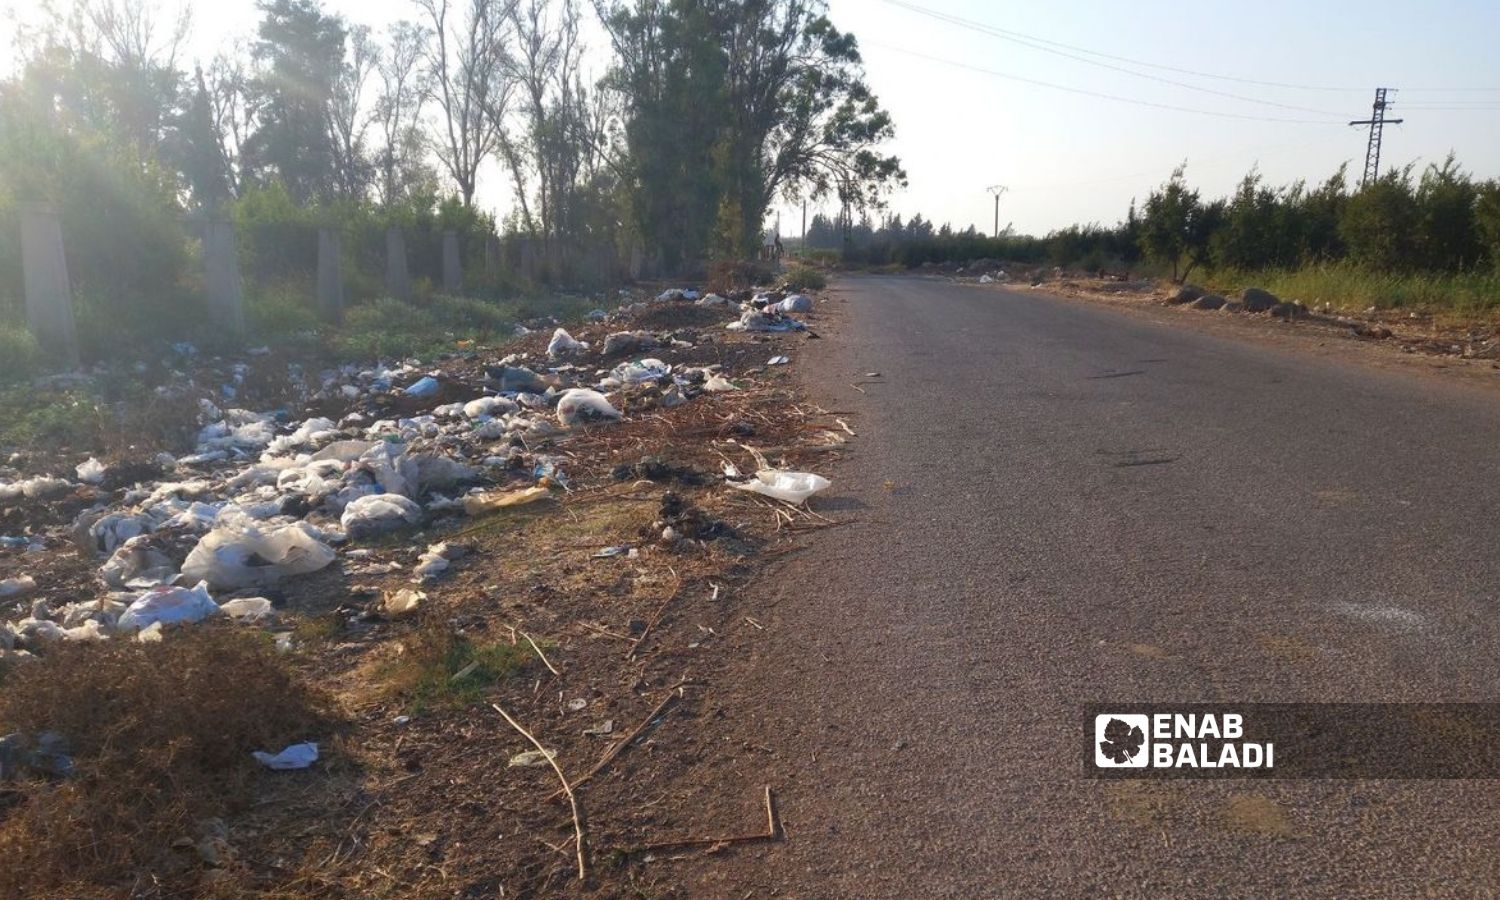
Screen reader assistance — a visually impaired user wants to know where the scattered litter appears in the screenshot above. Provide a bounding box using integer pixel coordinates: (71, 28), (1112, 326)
(405, 376), (440, 397)
(777, 294), (812, 313)
(767, 355), (789, 366)
(75, 457), (106, 484)
(584, 720), (615, 736)
(219, 596), (275, 623)
(116, 582), (220, 630)
(547, 328), (589, 356)
(252, 742), (319, 770)
(0, 576), (37, 599)
(341, 493), (423, 537)
(464, 485), (552, 515)
(703, 374), (738, 392)
(556, 389), (621, 426)
(181, 518), (336, 590)
(729, 470), (832, 505)
(413, 542), (458, 583)
(382, 588), (425, 619)
(566, 698), (588, 712)
(508, 748), (557, 768)
(592, 545), (631, 558)
(611, 358), (671, 384)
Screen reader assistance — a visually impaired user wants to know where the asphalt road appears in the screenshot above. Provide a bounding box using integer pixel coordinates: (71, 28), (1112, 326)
(687, 275), (1500, 898)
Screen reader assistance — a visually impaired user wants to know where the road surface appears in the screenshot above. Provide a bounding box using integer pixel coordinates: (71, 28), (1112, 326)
(687, 275), (1500, 897)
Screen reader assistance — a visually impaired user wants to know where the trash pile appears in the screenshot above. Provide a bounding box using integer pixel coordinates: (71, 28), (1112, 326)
(0, 283), (834, 662)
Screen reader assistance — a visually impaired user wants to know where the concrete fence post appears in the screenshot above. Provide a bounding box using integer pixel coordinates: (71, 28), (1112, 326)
(18, 202), (80, 367)
(316, 227), (344, 322)
(441, 229), (462, 294)
(385, 226), (411, 301)
(519, 238), (536, 284)
(202, 216), (246, 335)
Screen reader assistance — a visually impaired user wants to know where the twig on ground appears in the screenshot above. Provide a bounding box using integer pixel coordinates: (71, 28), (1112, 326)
(628, 787), (783, 855)
(557, 680), (684, 798)
(492, 702), (589, 882)
(521, 631), (561, 676)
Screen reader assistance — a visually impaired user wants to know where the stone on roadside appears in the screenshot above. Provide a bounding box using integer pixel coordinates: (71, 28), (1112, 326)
(1169, 284), (1206, 305)
(1240, 287), (1280, 313)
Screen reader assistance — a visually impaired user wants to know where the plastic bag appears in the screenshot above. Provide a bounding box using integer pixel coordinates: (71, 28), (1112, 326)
(463, 485), (552, 515)
(341, 493), (423, 537)
(611, 358), (670, 384)
(76, 457), (106, 484)
(405, 376), (440, 397)
(180, 520), (336, 590)
(220, 597), (275, 622)
(777, 294), (812, 313)
(463, 396), (519, 420)
(547, 327), (590, 356)
(253, 741), (319, 770)
(556, 389), (621, 426)
(116, 581), (220, 630)
(730, 470), (831, 505)
(358, 442), (419, 497)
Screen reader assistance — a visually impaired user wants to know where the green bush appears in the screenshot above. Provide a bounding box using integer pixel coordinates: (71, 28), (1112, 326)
(782, 263), (827, 290)
(247, 279), (323, 343)
(0, 322), (41, 383)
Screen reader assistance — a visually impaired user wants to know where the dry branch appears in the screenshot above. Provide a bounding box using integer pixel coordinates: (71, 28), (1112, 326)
(491, 703), (589, 882)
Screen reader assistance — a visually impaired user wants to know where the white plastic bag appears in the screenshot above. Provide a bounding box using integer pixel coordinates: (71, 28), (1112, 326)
(777, 294), (812, 313)
(252, 741), (319, 770)
(547, 327), (590, 356)
(117, 581), (221, 630)
(730, 470), (831, 505)
(556, 389), (621, 426)
(76, 457), (106, 484)
(611, 358), (670, 384)
(463, 396), (519, 420)
(341, 493), (423, 537)
(180, 520), (336, 590)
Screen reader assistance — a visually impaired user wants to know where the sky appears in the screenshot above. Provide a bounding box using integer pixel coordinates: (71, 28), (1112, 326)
(4, 0), (1499, 237)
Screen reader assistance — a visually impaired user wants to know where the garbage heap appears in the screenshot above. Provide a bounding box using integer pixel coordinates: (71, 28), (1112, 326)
(0, 287), (824, 659)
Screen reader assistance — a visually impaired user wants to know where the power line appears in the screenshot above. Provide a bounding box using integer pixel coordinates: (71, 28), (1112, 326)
(877, 0), (1348, 116)
(877, 0), (1500, 98)
(865, 42), (1348, 125)
(876, 0), (1372, 93)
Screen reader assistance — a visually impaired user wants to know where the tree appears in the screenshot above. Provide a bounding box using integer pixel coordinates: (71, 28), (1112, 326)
(373, 21), (434, 205)
(242, 0), (347, 202)
(727, 2), (904, 255)
(600, 0), (902, 267)
(203, 47), (256, 198)
(415, 0), (514, 208)
(1477, 180), (1500, 270)
(1413, 153), (1481, 271)
(329, 24), (379, 200)
(1340, 166), (1417, 271)
(1139, 164), (1212, 283)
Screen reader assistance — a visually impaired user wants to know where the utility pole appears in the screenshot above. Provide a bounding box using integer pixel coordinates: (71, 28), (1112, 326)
(801, 201), (807, 244)
(986, 185), (1008, 238)
(1349, 88), (1403, 189)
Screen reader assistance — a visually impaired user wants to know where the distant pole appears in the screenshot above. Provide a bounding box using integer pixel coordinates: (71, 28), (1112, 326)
(801, 201), (807, 244)
(202, 214), (246, 335)
(316, 227), (344, 323)
(986, 185), (1008, 238)
(18, 202), (80, 366)
(1350, 88), (1403, 188)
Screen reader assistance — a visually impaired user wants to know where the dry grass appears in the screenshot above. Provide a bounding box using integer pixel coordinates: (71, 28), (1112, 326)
(0, 627), (337, 898)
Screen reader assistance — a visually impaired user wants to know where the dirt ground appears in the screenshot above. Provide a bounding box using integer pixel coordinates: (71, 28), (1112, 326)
(0, 286), (865, 897)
